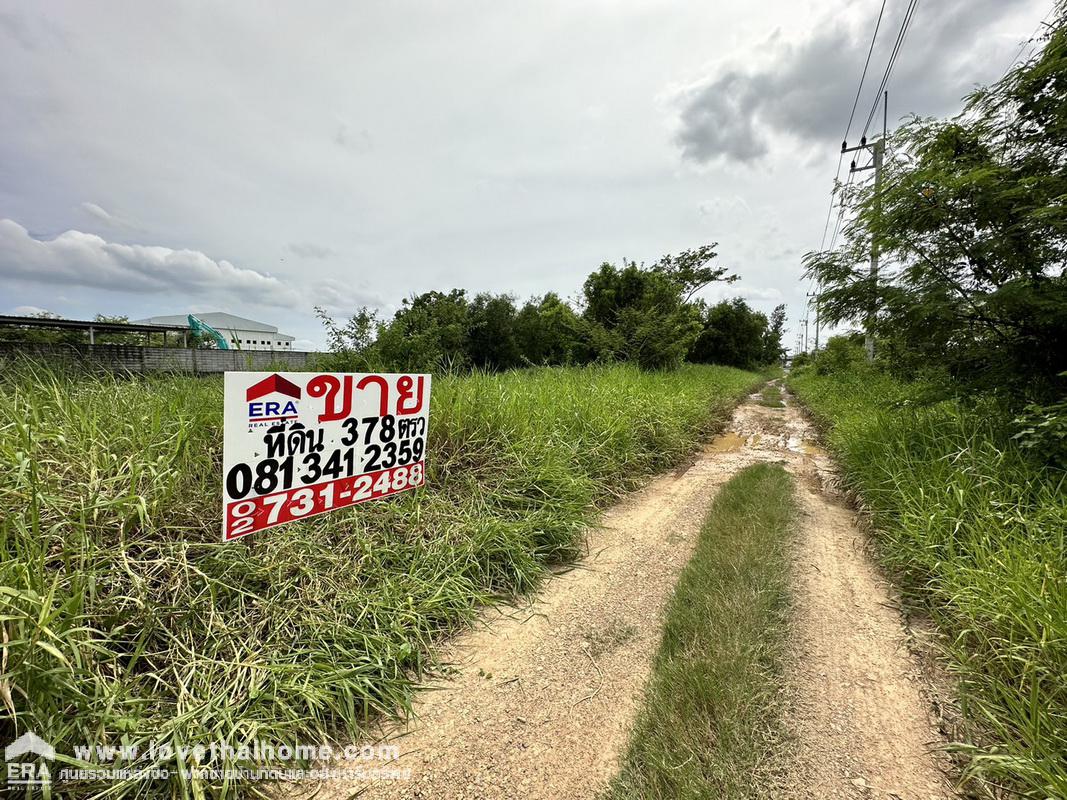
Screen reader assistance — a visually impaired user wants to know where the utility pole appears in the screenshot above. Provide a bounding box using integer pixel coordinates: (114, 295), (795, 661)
(842, 90), (887, 362)
(800, 316), (809, 353)
(806, 290), (820, 351)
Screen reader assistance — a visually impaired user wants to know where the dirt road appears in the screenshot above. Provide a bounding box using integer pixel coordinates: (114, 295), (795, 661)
(320, 384), (954, 800)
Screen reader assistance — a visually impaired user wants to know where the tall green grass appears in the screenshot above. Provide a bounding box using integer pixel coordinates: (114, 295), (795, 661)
(609, 463), (795, 800)
(789, 369), (1067, 798)
(0, 358), (759, 798)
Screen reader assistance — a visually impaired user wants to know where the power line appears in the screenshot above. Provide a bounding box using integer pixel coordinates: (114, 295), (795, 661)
(998, 3), (1057, 82)
(818, 0), (891, 255)
(843, 0), (888, 145)
(827, 169), (856, 253)
(862, 0), (920, 140)
(818, 152), (845, 251)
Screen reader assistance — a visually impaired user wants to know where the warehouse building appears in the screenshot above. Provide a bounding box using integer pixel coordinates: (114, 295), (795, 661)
(133, 312), (296, 351)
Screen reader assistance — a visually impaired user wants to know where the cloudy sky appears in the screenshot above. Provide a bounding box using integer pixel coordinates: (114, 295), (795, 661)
(0, 0), (1049, 350)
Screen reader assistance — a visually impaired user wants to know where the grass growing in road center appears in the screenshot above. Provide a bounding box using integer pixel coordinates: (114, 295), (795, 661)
(758, 383), (785, 408)
(609, 462), (795, 800)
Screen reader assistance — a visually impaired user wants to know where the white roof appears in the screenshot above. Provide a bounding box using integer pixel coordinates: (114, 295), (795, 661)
(133, 312), (293, 339)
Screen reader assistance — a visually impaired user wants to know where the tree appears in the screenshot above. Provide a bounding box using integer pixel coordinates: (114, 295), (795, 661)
(93, 315), (144, 346)
(514, 293), (591, 365)
(581, 261), (702, 369)
(0, 311), (78, 344)
(651, 244), (737, 302)
(467, 293), (521, 370)
(762, 304), (787, 364)
(314, 306), (380, 370)
(689, 299), (769, 369)
(315, 243), (744, 373)
(375, 290), (471, 372)
(804, 13), (1067, 395)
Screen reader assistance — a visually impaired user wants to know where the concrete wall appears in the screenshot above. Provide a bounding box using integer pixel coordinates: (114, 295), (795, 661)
(0, 342), (322, 374)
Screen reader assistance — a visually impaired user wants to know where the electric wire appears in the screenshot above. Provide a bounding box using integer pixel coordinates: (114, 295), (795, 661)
(819, 0), (892, 255)
(827, 170), (855, 253)
(998, 3), (1057, 82)
(818, 151), (846, 251)
(811, 0), (897, 349)
(862, 0), (919, 140)
(844, 0), (888, 145)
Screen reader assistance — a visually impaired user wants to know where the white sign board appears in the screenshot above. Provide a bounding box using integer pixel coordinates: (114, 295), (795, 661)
(222, 371), (431, 541)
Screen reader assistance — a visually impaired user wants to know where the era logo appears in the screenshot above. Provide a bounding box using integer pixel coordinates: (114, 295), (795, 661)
(246, 374), (301, 421)
(5, 732), (54, 787)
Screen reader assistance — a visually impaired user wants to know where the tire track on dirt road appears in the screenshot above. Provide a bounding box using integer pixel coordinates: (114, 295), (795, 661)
(315, 384), (956, 800)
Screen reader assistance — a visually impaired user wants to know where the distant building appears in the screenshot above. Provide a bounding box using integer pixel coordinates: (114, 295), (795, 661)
(132, 312), (297, 351)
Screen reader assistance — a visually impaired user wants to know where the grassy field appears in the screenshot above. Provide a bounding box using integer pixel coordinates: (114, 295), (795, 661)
(789, 369), (1067, 798)
(0, 358), (759, 798)
(609, 462), (795, 800)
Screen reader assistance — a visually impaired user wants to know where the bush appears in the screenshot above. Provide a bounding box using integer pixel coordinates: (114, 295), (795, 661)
(1013, 389), (1067, 469)
(812, 335), (867, 376)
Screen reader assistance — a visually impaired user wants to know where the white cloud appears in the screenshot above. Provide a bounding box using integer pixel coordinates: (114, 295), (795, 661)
(12, 304), (51, 315)
(0, 218), (301, 307)
(1, 218), (388, 323)
(79, 201), (140, 230)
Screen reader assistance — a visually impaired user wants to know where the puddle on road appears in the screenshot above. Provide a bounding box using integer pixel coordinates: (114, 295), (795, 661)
(707, 431), (746, 452)
(786, 435), (828, 457)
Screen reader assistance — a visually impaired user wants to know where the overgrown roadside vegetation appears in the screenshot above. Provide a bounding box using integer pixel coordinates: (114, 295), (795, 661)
(794, 10), (1067, 796)
(790, 365), (1067, 797)
(608, 462), (795, 800)
(0, 358), (759, 799)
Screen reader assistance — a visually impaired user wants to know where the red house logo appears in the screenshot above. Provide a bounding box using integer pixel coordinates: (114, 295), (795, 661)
(246, 374), (301, 421)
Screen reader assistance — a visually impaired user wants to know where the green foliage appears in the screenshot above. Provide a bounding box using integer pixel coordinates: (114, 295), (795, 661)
(0, 312), (157, 346)
(318, 242), (769, 373)
(376, 289), (472, 373)
(1012, 380), (1067, 468)
(809, 334), (868, 376)
(649, 243), (736, 302)
(804, 10), (1067, 394)
(513, 293), (591, 365)
(757, 383), (784, 408)
(581, 261), (703, 369)
(312, 305), (381, 371)
(610, 463), (795, 800)
(689, 298), (770, 369)
(790, 369), (1067, 798)
(0, 358), (761, 798)
(762, 303), (787, 364)
(467, 293), (522, 370)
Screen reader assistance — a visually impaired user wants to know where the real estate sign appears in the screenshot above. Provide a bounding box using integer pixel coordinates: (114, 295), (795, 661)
(222, 371), (431, 541)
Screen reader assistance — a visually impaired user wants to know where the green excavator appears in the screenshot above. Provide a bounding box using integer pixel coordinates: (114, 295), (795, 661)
(187, 314), (231, 350)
